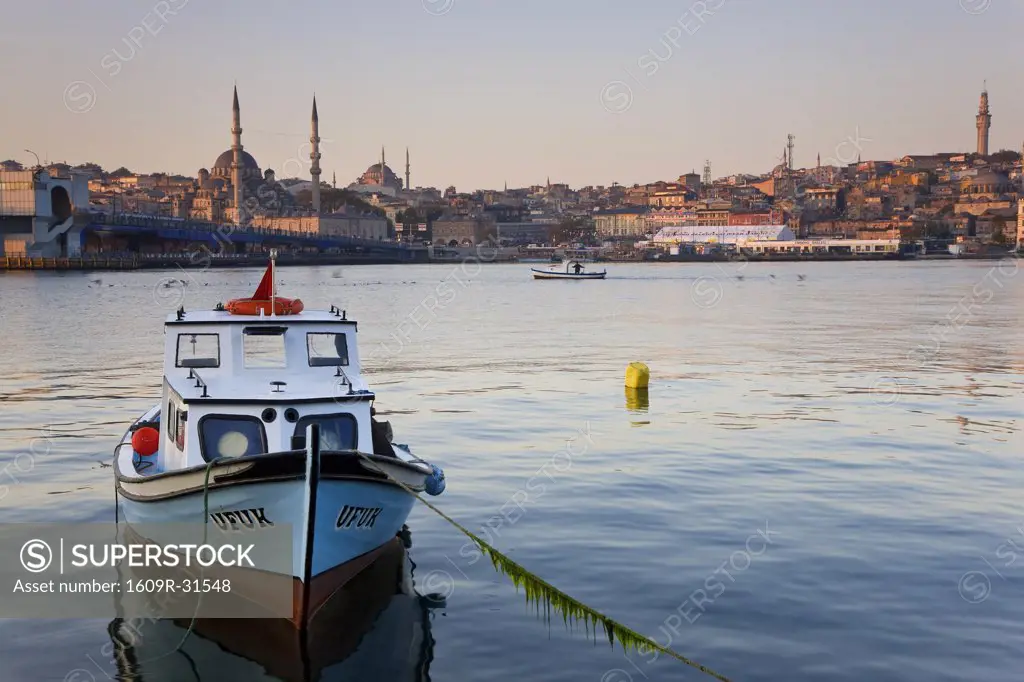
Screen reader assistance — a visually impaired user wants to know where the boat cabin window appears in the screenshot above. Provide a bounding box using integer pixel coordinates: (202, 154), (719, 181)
(307, 333), (349, 367)
(243, 326), (287, 369)
(176, 334), (220, 369)
(199, 415), (267, 461)
(166, 401), (187, 451)
(291, 413), (357, 451)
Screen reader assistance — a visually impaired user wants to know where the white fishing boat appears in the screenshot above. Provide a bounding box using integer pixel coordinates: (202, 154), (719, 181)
(113, 253), (446, 628)
(531, 259), (607, 280)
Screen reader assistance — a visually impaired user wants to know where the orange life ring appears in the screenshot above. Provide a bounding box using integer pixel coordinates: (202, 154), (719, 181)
(225, 297), (304, 316)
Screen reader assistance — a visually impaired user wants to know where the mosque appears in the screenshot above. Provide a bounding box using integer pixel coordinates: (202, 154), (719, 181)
(348, 147), (411, 197)
(168, 87), (388, 240)
(175, 86), (320, 223)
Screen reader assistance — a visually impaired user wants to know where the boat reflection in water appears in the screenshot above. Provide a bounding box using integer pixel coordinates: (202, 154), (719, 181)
(106, 529), (439, 682)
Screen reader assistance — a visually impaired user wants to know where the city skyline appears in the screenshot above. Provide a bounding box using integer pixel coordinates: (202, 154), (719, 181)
(3, 0), (1023, 190)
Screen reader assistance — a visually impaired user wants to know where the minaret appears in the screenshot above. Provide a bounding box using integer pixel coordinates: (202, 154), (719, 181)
(380, 146), (386, 184)
(230, 85), (244, 223)
(332, 171), (336, 189)
(976, 82), (992, 156)
(405, 147), (411, 190)
(310, 95), (322, 213)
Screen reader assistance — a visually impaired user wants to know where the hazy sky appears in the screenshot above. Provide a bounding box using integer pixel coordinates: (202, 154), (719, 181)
(3, 0), (1021, 190)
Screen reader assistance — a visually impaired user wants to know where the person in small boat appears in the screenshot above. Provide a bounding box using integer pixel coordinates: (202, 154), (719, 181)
(573, 262), (583, 274)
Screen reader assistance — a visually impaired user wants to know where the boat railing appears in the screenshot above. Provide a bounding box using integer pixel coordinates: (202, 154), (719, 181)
(187, 368), (210, 398)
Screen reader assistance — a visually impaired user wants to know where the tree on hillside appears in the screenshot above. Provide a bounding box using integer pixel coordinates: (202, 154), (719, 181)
(109, 166), (132, 177)
(401, 207), (420, 225)
(991, 216), (1008, 244)
(988, 149), (1020, 164)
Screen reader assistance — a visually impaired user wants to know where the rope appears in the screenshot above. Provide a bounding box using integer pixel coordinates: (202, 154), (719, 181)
(355, 453), (733, 682)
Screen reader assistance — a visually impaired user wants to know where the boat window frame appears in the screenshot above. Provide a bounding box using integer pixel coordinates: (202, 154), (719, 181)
(241, 326), (288, 369)
(291, 412), (359, 451)
(167, 400), (178, 450)
(175, 333), (221, 369)
(306, 332), (350, 368)
(175, 409), (187, 451)
(197, 413), (268, 463)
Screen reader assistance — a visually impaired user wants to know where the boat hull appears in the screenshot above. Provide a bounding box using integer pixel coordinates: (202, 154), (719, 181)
(116, 476), (415, 625)
(115, 427), (428, 627)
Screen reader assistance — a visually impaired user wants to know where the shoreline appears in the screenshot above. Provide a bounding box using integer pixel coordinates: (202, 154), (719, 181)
(2, 251), (1017, 272)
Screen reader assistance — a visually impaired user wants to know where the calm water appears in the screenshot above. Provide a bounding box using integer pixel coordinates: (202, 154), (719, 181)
(1, 259), (1022, 681)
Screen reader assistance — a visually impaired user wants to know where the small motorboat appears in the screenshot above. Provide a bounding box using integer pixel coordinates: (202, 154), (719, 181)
(113, 252), (446, 629)
(531, 259), (607, 280)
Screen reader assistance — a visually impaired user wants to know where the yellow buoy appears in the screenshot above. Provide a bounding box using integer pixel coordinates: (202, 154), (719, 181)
(625, 362), (650, 389)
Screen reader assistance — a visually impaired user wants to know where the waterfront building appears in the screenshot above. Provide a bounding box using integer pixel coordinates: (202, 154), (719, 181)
(646, 208), (697, 229)
(974, 207), (1018, 243)
(431, 213), (498, 246)
(651, 224), (793, 245)
(248, 211), (389, 241)
(739, 238), (902, 255)
(0, 168), (89, 256)
(594, 207), (648, 238)
(496, 222), (554, 245)
(696, 204), (731, 226)
(728, 210), (778, 226)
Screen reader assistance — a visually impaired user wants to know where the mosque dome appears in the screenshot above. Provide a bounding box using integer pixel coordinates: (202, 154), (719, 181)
(966, 170), (1011, 195)
(211, 150), (261, 179)
(970, 170), (1008, 186)
(357, 162), (401, 188)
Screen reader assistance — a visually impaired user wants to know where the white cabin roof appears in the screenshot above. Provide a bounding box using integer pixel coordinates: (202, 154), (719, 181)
(163, 307), (370, 404)
(165, 309), (356, 325)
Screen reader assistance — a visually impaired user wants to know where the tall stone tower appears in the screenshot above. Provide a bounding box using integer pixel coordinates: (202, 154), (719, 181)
(310, 95), (322, 213)
(231, 86), (244, 223)
(405, 147), (411, 191)
(976, 83), (991, 156)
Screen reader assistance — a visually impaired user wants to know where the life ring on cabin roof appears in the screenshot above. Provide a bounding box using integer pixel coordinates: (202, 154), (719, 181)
(224, 297), (304, 316)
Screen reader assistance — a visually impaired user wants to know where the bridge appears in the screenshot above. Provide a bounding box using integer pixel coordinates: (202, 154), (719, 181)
(82, 213), (428, 262)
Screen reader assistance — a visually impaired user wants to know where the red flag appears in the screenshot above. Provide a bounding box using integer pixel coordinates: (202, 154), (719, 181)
(252, 262), (273, 300)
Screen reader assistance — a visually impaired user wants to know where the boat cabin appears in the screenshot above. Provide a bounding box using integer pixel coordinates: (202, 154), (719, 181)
(150, 306), (373, 473)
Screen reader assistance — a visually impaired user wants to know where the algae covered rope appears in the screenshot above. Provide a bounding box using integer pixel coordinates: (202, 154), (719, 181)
(356, 454), (733, 682)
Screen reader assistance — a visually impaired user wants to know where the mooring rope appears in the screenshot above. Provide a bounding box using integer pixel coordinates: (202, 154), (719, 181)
(356, 453), (733, 682)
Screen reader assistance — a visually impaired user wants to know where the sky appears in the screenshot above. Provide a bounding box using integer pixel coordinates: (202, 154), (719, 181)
(2, 0), (1022, 191)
